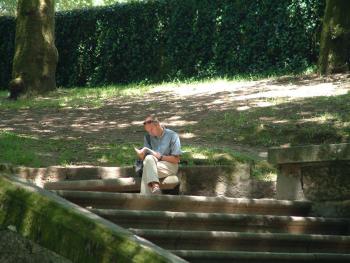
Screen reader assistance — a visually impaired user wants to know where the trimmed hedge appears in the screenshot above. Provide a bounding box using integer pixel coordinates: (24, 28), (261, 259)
(0, 16), (15, 90)
(0, 0), (325, 89)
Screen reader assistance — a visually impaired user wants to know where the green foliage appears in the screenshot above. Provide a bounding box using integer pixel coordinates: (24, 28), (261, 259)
(0, 0), (325, 89)
(0, 16), (15, 90)
(0, 0), (17, 16)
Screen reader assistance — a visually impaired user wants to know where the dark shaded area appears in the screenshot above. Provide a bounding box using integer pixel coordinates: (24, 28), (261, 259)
(8, 77), (25, 100)
(318, 0), (350, 74)
(0, 229), (72, 263)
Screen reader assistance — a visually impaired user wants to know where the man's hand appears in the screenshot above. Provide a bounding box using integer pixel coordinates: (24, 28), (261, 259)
(134, 147), (146, 159)
(152, 151), (162, 160)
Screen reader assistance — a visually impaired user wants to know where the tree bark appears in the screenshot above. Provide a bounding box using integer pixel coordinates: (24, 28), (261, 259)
(10, 0), (58, 97)
(318, 0), (350, 75)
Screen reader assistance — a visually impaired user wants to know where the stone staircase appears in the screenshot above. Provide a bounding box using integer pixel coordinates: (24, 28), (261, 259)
(45, 180), (350, 263)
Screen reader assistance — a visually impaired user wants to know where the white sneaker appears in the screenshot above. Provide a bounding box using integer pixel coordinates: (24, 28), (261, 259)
(151, 186), (162, 195)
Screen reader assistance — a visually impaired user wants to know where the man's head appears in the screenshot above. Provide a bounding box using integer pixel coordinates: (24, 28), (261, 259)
(143, 115), (162, 136)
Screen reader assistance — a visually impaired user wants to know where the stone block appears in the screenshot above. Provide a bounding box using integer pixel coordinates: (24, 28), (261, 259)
(268, 143), (350, 201)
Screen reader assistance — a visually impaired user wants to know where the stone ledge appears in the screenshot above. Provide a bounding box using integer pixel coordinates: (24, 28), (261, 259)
(268, 143), (350, 201)
(0, 174), (187, 263)
(0, 163), (276, 199)
(268, 143), (350, 165)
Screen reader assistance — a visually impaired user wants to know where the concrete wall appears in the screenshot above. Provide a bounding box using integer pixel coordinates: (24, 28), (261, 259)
(0, 163), (276, 199)
(268, 143), (350, 218)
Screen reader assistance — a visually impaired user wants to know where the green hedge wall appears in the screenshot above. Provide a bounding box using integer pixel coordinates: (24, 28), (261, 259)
(0, 16), (15, 90)
(0, 0), (325, 89)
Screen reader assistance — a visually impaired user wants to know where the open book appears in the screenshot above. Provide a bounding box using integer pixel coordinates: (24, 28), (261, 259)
(134, 146), (157, 156)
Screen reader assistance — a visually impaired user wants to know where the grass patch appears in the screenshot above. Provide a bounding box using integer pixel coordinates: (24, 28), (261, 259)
(204, 92), (350, 147)
(0, 132), (42, 167)
(0, 131), (275, 179)
(0, 83), (152, 110)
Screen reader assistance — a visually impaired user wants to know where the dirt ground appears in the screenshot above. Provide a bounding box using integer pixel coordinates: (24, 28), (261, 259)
(1, 73), (349, 161)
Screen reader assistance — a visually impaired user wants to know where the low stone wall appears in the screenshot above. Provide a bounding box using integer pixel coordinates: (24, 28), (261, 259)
(0, 163), (276, 199)
(268, 143), (350, 217)
(0, 174), (186, 263)
(178, 165), (275, 198)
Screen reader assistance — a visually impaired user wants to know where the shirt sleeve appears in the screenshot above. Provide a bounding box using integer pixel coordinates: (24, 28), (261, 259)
(170, 133), (182, 155)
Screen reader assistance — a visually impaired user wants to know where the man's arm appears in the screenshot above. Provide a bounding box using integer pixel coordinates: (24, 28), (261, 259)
(162, 155), (180, 164)
(152, 152), (180, 164)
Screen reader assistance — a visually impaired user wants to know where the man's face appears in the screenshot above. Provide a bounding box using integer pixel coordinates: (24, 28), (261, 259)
(143, 118), (156, 135)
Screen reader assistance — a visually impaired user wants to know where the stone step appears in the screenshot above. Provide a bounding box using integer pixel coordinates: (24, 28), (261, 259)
(171, 250), (350, 263)
(44, 177), (179, 192)
(130, 229), (350, 253)
(54, 191), (312, 216)
(89, 208), (350, 235)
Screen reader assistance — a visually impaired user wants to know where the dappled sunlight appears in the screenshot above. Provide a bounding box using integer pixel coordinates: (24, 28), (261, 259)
(153, 79), (256, 97)
(230, 82), (348, 102)
(179, 132), (196, 139)
(1, 74), (349, 167)
(163, 120), (198, 127)
(151, 76), (349, 108)
(297, 112), (340, 124)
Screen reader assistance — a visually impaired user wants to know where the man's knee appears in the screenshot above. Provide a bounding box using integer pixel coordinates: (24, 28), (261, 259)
(143, 155), (156, 166)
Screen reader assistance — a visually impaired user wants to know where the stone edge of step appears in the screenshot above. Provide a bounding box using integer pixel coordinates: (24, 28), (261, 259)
(53, 190), (311, 206)
(129, 228), (350, 242)
(89, 208), (350, 224)
(170, 250), (350, 260)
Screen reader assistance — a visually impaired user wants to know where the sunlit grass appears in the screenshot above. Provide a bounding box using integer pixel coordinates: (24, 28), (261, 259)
(205, 92), (350, 147)
(0, 72), (315, 110)
(0, 83), (152, 110)
(0, 130), (275, 179)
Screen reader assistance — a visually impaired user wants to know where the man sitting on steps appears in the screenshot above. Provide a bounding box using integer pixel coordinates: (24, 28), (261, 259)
(134, 115), (182, 195)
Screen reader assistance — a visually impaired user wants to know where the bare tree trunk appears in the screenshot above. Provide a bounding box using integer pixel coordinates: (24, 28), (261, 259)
(10, 0), (58, 98)
(318, 0), (350, 75)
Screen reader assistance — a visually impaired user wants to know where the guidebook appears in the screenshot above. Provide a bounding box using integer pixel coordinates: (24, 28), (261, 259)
(134, 146), (157, 156)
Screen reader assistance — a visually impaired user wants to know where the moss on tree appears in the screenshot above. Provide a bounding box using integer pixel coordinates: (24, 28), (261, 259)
(10, 0), (58, 97)
(318, 0), (350, 74)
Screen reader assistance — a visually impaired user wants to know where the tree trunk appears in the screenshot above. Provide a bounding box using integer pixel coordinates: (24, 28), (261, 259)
(318, 0), (350, 75)
(10, 0), (58, 98)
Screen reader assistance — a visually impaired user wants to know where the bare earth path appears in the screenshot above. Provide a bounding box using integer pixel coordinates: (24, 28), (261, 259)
(1, 74), (349, 163)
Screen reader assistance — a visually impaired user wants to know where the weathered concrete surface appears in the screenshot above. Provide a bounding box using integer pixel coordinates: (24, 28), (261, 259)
(55, 191), (312, 216)
(0, 229), (72, 263)
(268, 143), (350, 165)
(275, 164), (304, 201)
(268, 143), (350, 217)
(0, 163), (276, 199)
(0, 174), (187, 263)
(302, 161), (350, 201)
(0, 164), (132, 187)
(43, 176), (180, 194)
(178, 165), (275, 198)
(311, 200), (350, 219)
